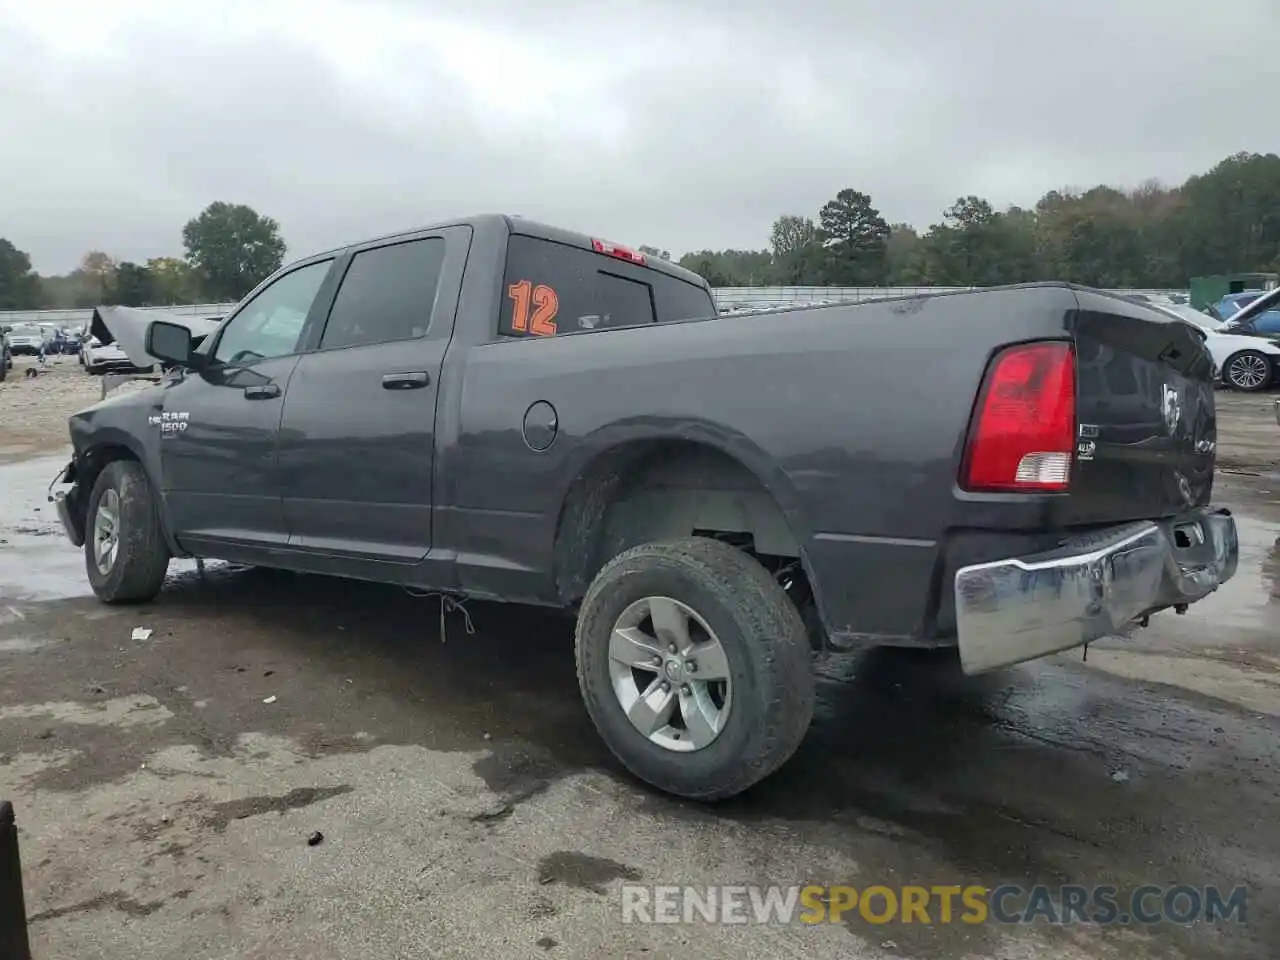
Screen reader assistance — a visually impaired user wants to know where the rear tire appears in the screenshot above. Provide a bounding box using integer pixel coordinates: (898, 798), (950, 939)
(85, 460), (170, 603)
(1223, 350), (1273, 392)
(575, 537), (815, 800)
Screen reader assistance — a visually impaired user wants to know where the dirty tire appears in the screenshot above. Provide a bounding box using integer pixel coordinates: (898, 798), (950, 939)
(85, 460), (170, 604)
(575, 537), (815, 801)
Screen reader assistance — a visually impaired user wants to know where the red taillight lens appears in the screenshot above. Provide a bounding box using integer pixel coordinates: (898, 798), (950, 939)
(962, 341), (1076, 492)
(591, 238), (646, 265)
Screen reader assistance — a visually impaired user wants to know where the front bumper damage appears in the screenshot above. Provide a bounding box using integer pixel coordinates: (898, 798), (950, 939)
(49, 459), (86, 548)
(954, 508), (1239, 675)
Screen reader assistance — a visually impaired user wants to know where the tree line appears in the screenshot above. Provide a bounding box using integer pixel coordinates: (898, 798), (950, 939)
(2, 151), (1279, 313)
(0, 201), (287, 311)
(664, 151), (1280, 289)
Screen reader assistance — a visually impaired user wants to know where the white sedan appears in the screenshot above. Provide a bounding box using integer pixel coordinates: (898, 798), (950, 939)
(81, 336), (142, 375)
(1144, 298), (1280, 392)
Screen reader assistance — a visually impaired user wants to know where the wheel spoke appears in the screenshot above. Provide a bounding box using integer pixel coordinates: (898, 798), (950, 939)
(688, 641), (730, 681)
(609, 626), (662, 669)
(627, 677), (677, 736)
(678, 686), (723, 749)
(647, 597), (692, 653)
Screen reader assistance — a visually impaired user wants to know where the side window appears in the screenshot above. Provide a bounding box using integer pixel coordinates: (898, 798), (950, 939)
(319, 238), (445, 350)
(214, 260), (332, 365)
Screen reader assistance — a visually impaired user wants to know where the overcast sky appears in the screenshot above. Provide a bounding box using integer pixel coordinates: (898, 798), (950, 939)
(2, 0), (1277, 274)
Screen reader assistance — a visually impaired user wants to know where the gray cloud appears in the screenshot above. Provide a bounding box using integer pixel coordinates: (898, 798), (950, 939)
(1, 0), (1277, 273)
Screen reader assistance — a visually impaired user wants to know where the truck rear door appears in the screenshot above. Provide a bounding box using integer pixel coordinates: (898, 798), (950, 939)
(276, 224), (472, 562)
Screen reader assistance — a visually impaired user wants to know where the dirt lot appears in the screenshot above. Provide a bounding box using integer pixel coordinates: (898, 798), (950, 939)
(1, 363), (1278, 959)
(0, 357), (152, 464)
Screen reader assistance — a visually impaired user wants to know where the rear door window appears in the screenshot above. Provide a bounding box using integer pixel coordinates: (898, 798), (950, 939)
(318, 238), (445, 350)
(498, 235), (715, 337)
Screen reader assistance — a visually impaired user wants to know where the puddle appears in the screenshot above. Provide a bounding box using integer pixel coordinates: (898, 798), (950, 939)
(0, 636), (63, 653)
(0, 694), (175, 728)
(0, 455), (205, 602)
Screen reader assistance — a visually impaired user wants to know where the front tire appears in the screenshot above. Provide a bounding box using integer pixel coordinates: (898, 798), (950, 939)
(1223, 350), (1273, 392)
(575, 537), (815, 800)
(85, 460), (171, 603)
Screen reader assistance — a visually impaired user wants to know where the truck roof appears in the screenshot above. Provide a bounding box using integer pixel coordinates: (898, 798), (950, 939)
(305, 213), (709, 290)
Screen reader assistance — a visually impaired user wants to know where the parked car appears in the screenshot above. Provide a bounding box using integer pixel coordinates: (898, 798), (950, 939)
(6, 323), (48, 356)
(1142, 292), (1280, 392)
(1213, 290), (1280, 335)
(49, 216), (1239, 800)
(81, 336), (139, 375)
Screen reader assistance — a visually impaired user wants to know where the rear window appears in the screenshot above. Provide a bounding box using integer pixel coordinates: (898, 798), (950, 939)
(497, 235), (715, 338)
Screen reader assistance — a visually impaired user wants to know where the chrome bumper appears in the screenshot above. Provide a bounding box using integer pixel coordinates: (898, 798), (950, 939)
(954, 509), (1239, 675)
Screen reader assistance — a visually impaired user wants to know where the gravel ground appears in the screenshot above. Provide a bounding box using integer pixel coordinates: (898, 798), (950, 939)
(0, 357), (153, 464)
(1, 368), (1278, 959)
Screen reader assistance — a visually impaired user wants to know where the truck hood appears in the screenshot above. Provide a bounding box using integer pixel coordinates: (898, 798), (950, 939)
(90, 306), (221, 367)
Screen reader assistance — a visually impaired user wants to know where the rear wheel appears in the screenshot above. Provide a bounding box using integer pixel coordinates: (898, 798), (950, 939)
(575, 537), (814, 800)
(1224, 350), (1273, 392)
(85, 460), (171, 603)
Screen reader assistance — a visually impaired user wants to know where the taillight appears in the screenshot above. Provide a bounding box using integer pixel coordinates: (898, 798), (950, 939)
(592, 238), (646, 265)
(962, 341), (1076, 492)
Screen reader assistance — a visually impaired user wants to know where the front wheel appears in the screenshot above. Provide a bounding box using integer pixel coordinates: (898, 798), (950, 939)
(1223, 350), (1273, 392)
(85, 460), (171, 603)
(575, 537), (815, 800)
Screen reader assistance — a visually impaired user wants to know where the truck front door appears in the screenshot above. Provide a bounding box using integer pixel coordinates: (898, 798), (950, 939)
(276, 226), (471, 562)
(159, 258), (336, 552)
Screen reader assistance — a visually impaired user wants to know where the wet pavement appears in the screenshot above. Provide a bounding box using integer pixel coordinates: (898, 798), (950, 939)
(1, 452), (1279, 959)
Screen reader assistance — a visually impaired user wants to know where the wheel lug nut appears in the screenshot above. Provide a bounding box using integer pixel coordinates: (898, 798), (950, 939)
(686, 660), (697, 672)
(652, 656), (662, 666)
(668, 644), (677, 653)
(661, 682), (670, 692)
(681, 685), (691, 696)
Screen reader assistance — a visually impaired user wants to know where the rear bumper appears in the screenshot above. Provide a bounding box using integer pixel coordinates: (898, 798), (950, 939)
(954, 508), (1238, 675)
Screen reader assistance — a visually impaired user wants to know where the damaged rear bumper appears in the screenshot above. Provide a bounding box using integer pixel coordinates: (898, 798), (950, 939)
(954, 508), (1238, 675)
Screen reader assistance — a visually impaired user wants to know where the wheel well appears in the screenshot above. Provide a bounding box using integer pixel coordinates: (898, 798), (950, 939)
(78, 444), (141, 494)
(68, 444), (141, 529)
(553, 439), (802, 607)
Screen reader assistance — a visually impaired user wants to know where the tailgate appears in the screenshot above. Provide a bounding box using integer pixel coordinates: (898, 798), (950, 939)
(1069, 290), (1217, 525)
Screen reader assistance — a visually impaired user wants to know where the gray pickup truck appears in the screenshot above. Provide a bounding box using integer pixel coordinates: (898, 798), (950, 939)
(51, 215), (1239, 799)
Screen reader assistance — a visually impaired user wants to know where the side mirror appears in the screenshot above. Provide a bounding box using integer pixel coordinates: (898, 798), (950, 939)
(145, 321), (199, 368)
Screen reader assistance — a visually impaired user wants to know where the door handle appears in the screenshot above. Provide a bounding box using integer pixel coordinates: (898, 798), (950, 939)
(243, 383), (281, 400)
(382, 371), (430, 390)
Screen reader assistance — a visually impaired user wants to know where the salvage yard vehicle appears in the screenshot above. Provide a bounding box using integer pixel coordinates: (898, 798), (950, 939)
(6, 323), (48, 356)
(49, 215), (1240, 800)
(1140, 289), (1280, 392)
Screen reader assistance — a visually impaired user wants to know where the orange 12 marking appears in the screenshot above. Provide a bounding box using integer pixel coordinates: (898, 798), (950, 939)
(507, 280), (559, 336)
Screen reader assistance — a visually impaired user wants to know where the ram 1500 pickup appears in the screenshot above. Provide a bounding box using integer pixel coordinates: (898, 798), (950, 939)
(50, 215), (1239, 800)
